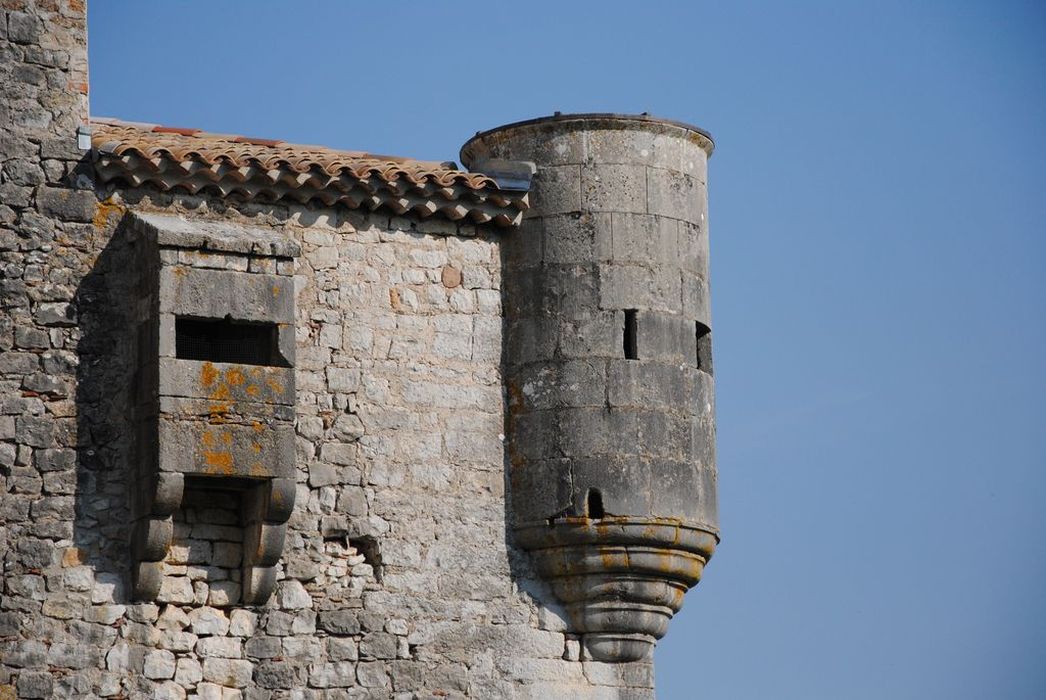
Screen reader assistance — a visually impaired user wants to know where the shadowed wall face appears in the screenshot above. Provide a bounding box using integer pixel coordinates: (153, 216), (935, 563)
(463, 114), (719, 662)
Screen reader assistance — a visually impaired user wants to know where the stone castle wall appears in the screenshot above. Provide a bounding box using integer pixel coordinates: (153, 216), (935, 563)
(0, 5), (660, 698)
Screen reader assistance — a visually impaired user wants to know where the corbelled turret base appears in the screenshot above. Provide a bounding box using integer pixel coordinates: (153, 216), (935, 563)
(516, 517), (718, 661)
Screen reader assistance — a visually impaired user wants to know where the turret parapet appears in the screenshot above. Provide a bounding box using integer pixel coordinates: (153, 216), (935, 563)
(464, 113), (719, 662)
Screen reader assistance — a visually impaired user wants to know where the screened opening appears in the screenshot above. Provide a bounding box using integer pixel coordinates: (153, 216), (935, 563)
(623, 309), (638, 360)
(696, 322), (713, 375)
(176, 316), (285, 367)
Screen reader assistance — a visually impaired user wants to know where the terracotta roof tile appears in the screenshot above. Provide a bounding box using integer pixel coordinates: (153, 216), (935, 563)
(90, 118), (529, 227)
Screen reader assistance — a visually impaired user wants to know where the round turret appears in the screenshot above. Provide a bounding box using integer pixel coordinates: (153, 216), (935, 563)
(462, 113), (719, 662)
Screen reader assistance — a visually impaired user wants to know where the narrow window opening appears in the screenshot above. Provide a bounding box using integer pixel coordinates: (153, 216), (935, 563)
(623, 309), (638, 360)
(696, 322), (713, 375)
(586, 488), (605, 520)
(176, 316), (284, 367)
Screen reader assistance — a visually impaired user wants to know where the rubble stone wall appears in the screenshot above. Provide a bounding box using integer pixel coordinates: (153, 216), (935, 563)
(1, 4), (658, 697)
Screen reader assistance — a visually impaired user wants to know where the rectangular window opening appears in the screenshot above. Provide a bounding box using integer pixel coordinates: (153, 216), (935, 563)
(623, 309), (638, 360)
(176, 316), (285, 367)
(696, 322), (713, 375)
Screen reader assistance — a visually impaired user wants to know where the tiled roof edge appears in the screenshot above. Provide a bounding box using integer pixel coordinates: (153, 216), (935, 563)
(89, 119), (530, 228)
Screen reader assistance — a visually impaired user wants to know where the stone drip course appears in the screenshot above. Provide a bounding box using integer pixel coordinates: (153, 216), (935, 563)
(1, 2), (716, 698)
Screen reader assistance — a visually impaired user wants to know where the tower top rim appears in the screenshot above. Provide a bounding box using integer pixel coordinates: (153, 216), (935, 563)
(461, 112), (714, 165)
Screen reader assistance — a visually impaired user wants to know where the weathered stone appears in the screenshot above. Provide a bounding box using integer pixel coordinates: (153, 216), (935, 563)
(318, 610), (361, 636)
(360, 632), (398, 661)
(7, 12), (43, 44)
(188, 607), (230, 636)
(275, 579), (311, 610)
(160, 630), (197, 653)
(255, 661), (300, 689)
(356, 662), (390, 688)
(0, 613), (20, 637)
(34, 186), (94, 223)
(2, 641), (46, 668)
(228, 610), (257, 637)
(154, 681), (187, 700)
(144, 649), (177, 679)
(309, 661), (357, 689)
(244, 636), (282, 659)
(202, 658), (254, 688)
(328, 637), (358, 662)
(197, 636), (242, 659)
(15, 671), (52, 699)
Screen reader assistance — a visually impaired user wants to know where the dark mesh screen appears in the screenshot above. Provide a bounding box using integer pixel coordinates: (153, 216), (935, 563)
(176, 317), (279, 366)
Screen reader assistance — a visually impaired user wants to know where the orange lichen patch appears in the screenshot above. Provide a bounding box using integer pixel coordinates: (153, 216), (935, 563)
(203, 397), (229, 414)
(201, 430), (216, 448)
(245, 384), (260, 397)
(92, 197), (125, 230)
(265, 377), (283, 395)
(251, 442), (262, 454)
(224, 367), (246, 386)
(62, 547), (86, 567)
(251, 421), (264, 433)
(203, 450), (234, 475)
(200, 362), (219, 388)
(249, 461), (266, 477)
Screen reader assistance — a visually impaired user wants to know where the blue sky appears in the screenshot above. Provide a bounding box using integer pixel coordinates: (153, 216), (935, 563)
(88, 2), (1046, 697)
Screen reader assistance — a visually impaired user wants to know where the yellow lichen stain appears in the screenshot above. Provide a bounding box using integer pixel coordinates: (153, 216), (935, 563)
(251, 442), (262, 454)
(224, 367), (245, 386)
(200, 362), (219, 388)
(92, 197), (126, 230)
(245, 384), (259, 397)
(203, 450), (234, 475)
(207, 402), (232, 422)
(272, 285), (281, 297)
(250, 461), (266, 477)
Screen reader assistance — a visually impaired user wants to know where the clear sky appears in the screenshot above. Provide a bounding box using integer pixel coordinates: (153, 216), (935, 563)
(88, 2), (1046, 697)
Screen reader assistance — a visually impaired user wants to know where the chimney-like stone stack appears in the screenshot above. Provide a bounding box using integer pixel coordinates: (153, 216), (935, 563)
(462, 113), (719, 662)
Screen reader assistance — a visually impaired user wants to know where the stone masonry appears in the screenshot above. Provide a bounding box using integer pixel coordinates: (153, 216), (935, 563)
(0, 3), (717, 698)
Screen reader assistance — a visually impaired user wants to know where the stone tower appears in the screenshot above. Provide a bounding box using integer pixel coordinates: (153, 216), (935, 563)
(462, 114), (719, 663)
